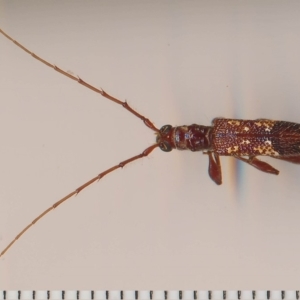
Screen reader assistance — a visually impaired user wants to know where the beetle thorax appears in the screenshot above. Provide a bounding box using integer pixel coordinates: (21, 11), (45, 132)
(156, 124), (212, 152)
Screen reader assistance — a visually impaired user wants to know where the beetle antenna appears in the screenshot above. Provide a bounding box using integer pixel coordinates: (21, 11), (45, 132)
(0, 144), (159, 257)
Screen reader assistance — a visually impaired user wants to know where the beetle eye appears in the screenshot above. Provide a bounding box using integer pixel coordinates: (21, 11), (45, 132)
(159, 141), (172, 152)
(160, 125), (172, 135)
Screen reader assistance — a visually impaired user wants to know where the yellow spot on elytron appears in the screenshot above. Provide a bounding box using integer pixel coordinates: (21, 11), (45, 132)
(243, 126), (249, 131)
(263, 122), (271, 127)
(253, 146), (263, 154)
(227, 145), (239, 154)
(228, 120), (240, 126)
(253, 145), (279, 156)
(240, 139), (250, 145)
(255, 120), (275, 131)
(263, 122), (273, 132)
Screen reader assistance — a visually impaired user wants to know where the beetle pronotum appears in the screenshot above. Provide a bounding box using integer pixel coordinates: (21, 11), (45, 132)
(1, 22), (300, 259)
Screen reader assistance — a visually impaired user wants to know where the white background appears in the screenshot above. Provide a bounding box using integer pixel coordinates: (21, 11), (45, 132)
(1, 0), (300, 289)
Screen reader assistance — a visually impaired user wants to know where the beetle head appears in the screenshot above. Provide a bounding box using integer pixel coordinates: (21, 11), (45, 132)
(156, 124), (174, 152)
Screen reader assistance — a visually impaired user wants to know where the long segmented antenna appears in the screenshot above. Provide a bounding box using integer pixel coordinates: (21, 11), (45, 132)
(0, 144), (158, 257)
(0, 28), (159, 133)
(0, 27), (160, 257)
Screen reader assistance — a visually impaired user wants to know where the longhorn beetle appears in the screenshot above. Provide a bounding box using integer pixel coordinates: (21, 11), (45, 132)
(1, 27), (300, 257)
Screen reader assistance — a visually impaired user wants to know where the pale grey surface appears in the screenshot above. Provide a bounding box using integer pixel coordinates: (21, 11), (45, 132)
(0, 0), (300, 289)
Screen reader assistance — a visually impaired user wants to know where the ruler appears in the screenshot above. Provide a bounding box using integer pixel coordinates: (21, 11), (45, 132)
(0, 290), (299, 300)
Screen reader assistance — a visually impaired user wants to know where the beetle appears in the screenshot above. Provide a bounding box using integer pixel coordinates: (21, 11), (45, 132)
(156, 118), (300, 185)
(1, 26), (300, 258)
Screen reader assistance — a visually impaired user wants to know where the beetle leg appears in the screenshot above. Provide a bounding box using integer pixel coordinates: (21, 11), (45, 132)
(272, 155), (300, 164)
(207, 151), (222, 185)
(233, 155), (279, 175)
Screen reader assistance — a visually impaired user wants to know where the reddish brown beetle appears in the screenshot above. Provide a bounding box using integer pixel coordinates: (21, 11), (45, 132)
(156, 119), (300, 183)
(1, 27), (300, 257)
